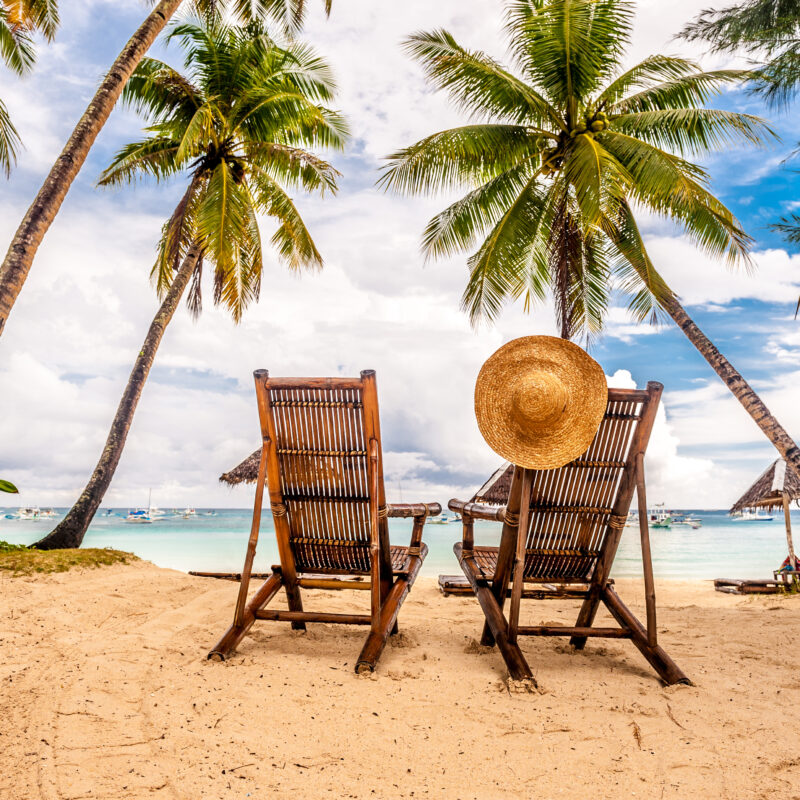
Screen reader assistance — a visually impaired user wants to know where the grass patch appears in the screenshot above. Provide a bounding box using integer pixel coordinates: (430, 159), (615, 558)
(0, 543), (138, 576)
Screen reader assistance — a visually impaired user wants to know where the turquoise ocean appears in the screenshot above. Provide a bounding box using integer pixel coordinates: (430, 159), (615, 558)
(1, 507), (797, 581)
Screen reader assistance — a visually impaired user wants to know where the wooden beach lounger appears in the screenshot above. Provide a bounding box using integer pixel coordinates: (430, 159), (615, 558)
(449, 383), (690, 686)
(209, 370), (440, 672)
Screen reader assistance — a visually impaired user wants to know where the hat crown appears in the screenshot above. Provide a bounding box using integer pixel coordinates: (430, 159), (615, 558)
(511, 371), (567, 431)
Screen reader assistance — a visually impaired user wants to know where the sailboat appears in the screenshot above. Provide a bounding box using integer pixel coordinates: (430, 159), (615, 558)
(126, 489), (153, 524)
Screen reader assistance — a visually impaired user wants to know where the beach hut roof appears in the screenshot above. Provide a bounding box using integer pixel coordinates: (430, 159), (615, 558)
(471, 462), (514, 505)
(219, 448), (260, 485)
(730, 459), (800, 512)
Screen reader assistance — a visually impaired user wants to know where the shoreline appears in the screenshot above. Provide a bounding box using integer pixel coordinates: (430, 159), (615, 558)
(2, 561), (799, 798)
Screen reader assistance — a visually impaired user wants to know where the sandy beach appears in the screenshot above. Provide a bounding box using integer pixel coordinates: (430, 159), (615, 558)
(2, 561), (798, 799)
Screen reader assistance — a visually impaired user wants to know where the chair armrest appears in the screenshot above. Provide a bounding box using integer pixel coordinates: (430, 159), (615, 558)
(449, 498), (506, 552)
(386, 502), (441, 519)
(386, 502), (441, 551)
(448, 498), (506, 522)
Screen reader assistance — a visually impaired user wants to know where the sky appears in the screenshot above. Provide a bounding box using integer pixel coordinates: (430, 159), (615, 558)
(2, 0), (800, 511)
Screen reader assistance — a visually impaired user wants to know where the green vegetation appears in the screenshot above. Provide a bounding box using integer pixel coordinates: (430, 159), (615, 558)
(0, 543), (137, 576)
(0, 479), (18, 493)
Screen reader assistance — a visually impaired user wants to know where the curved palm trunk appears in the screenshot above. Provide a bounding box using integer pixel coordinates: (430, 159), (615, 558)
(0, 0), (183, 339)
(34, 244), (200, 550)
(663, 294), (800, 474)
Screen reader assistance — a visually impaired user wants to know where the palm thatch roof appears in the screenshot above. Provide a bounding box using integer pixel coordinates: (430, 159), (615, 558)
(471, 462), (513, 505)
(220, 448), (260, 486)
(730, 459), (800, 512)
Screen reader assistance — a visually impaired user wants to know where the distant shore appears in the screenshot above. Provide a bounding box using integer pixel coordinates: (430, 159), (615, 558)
(2, 561), (799, 798)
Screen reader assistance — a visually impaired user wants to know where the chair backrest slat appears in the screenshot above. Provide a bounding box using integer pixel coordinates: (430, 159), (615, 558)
(259, 374), (383, 574)
(520, 386), (658, 582)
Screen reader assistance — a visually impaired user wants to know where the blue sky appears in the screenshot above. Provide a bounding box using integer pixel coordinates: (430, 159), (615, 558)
(2, 0), (800, 509)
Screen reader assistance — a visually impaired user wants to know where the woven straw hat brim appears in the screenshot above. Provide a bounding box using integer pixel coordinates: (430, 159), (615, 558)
(474, 336), (607, 470)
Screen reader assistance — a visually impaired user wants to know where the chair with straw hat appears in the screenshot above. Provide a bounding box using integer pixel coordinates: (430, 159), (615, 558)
(449, 336), (689, 686)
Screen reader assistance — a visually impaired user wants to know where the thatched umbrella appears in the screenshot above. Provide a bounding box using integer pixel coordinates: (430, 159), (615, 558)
(220, 449), (260, 486)
(471, 462), (513, 505)
(730, 459), (800, 573)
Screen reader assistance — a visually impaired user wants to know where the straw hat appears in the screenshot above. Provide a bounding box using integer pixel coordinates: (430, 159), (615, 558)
(474, 336), (607, 470)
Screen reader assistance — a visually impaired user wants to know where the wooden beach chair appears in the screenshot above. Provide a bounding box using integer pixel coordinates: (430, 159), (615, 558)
(449, 382), (690, 686)
(209, 370), (441, 672)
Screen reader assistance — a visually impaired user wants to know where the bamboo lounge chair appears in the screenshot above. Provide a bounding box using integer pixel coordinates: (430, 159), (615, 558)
(450, 381), (690, 686)
(209, 370), (441, 672)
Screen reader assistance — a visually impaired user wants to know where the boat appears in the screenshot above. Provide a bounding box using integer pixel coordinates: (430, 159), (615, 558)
(204, 510), (216, 516)
(40, 508), (57, 518)
(17, 506), (42, 520)
(731, 509), (774, 522)
(181, 507), (197, 518)
(125, 509), (152, 524)
(672, 513), (702, 529)
(648, 505), (672, 529)
(428, 513), (451, 524)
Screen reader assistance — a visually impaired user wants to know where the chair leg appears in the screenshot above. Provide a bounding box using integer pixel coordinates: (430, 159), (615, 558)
(284, 579), (306, 631)
(355, 577), (404, 673)
(457, 550), (534, 683)
(569, 584), (603, 650)
(602, 586), (690, 686)
(208, 570), (283, 660)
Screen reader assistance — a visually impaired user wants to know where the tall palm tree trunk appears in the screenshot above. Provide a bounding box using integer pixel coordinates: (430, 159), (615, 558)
(663, 294), (800, 473)
(0, 0), (183, 339)
(34, 244), (200, 550)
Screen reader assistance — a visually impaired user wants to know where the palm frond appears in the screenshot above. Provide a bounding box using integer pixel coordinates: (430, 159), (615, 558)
(0, 7), (35, 74)
(380, 124), (541, 195)
(0, 96), (21, 177)
(596, 55), (699, 107)
(611, 69), (754, 113)
(504, 0), (633, 105)
(421, 162), (535, 260)
(98, 137), (181, 186)
(461, 177), (550, 324)
(611, 108), (775, 154)
(404, 29), (562, 128)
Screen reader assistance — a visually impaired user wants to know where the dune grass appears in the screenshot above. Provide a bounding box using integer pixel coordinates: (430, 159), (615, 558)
(0, 541), (138, 576)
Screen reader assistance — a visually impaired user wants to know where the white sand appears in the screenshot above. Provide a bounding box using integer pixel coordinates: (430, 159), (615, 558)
(1, 561), (798, 799)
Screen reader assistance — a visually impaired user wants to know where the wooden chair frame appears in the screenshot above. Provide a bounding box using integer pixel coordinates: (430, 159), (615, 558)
(209, 370), (440, 673)
(450, 382), (690, 686)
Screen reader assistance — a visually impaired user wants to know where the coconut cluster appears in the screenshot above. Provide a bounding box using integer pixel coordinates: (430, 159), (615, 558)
(570, 111), (609, 138)
(536, 111), (610, 176)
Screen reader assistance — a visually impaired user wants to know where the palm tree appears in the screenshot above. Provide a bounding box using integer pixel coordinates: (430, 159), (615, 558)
(34, 19), (347, 550)
(683, 1), (800, 244)
(0, 0), (59, 175)
(0, 0), (334, 339)
(382, 0), (800, 476)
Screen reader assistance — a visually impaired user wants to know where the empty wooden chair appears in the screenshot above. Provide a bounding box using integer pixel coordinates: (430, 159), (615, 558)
(209, 370), (440, 672)
(450, 382), (690, 686)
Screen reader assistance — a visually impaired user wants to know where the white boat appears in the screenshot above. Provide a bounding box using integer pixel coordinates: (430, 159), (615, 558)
(672, 513), (702, 529)
(731, 509), (774, 522)
(17, 506), (42, 520)
(181, 507), (197, 518)
(428, 513), (451, 525)
(40, 508), (57, 518)
(648, 505), (671, 529)
(125, 509), (152, 524)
